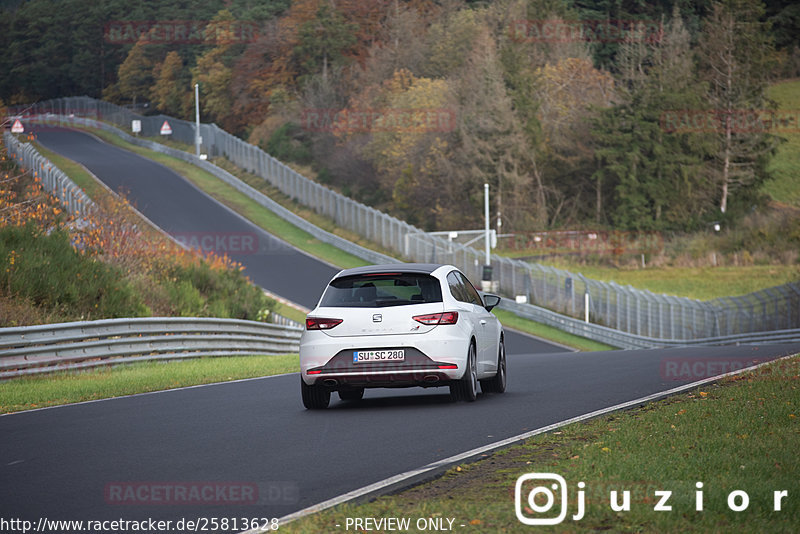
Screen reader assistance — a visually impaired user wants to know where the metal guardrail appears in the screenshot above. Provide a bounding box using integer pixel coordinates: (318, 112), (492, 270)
(8, 99), (799, 345)
(0, 317), (302, 379)
(4, 130), (97, 219)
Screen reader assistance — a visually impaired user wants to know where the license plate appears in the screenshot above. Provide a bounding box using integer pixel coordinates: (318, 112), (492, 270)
(353, 350), (405, 363)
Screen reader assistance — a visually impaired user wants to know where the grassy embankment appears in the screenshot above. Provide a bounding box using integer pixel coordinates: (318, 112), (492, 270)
(764, 79), (800, 208)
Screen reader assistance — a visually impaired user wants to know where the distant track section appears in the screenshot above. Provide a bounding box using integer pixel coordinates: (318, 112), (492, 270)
(33, 126), (339, 309)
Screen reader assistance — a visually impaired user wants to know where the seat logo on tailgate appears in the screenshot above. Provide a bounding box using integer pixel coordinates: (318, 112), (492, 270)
(373, 314), (382, 322)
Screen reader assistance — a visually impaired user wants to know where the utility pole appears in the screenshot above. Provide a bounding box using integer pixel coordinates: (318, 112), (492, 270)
(484, 183), (490, 266)
(194, 83), (201, 158)
(482, 183), (493, 291)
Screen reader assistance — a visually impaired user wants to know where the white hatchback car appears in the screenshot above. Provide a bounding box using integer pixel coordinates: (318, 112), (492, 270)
(299, 263), (506, 409)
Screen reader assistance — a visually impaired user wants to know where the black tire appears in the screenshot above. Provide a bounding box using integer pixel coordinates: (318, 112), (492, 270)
(450, 342), (478, 402)
(338, 388), (365, 401)
(481, 337), (506, 394)
(301, 378), (330, 409)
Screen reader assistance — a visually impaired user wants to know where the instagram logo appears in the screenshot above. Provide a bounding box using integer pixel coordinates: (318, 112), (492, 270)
(515, 473), (585, 525)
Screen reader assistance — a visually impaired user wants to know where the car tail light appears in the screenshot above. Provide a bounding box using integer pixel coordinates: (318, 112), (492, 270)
(438, 364), (458, 369)
(412, 311), (458, 325)
(306, 317), (343, 330)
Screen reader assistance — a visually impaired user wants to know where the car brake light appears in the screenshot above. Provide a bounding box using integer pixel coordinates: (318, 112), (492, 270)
(412, 312), (458, 325)
(306, 317), (343, 330)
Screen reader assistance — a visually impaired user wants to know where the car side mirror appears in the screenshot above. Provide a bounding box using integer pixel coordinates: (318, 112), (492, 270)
(483, 294), (501, 312)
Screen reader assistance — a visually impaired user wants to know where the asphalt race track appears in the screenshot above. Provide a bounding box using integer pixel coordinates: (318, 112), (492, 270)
(3, 126), (799, 530)
(3, 344), (800, 529)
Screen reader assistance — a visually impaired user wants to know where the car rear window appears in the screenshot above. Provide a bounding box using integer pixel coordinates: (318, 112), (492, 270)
(320, 273), (443, 308)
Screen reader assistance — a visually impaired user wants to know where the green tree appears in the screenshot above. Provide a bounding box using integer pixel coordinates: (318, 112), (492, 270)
(698, 0), (778, 215)
(293, 2), (358, 84)
(592, 9), (714, 230)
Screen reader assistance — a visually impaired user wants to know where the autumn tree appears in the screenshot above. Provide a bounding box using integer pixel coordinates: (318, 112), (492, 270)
(151, 51), (190, 118)
(356, 69), (454, 228)
(355, 3), (431, 87)
(534, 55), (614, 223)
(193, 10), (242, 130)
(446, 26), (545, 231)
(421, 8), (481, 78)
(116, 35), (156, 106)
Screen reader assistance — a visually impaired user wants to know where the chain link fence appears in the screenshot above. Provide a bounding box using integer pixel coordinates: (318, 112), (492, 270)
(8, 97), (800, 341)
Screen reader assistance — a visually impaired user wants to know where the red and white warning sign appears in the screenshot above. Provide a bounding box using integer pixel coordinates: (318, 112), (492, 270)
(11, 119), (24, 133)
(159, 120), (172, 135)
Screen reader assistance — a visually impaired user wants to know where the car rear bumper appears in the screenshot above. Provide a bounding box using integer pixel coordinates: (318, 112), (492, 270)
(300, 333), (470, 387)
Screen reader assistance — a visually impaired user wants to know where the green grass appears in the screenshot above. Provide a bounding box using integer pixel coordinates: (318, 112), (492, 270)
(764, 80), (800, 207)
(493, 309), (613, 351)
(0, 224), (150, 324)
(32, 143), (104, 199)
(79, 127), (370, 270)
(273, 300), (308, 324)
(0, 354), (300, 414)
(283, 354), (800, 533)
(525, 263), (799, 300)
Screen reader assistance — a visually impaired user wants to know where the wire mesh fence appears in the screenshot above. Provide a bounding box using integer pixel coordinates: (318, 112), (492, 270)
(8, 97), (799, 341)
